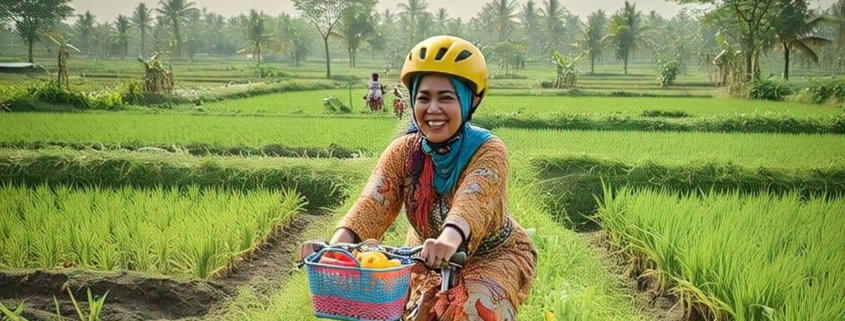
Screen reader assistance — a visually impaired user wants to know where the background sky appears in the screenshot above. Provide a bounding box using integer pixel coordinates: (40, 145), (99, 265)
(69, 0), (839, 24)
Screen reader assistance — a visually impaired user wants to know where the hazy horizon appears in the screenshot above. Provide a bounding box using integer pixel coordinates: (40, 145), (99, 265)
(66, 0), (838, 24)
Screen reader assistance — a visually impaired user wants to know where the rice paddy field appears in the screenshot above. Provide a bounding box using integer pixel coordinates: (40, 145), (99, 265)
(1, 54), (843, 321)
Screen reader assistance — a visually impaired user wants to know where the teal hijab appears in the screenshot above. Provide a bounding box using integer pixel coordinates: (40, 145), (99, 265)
(408, 75), (493, 195)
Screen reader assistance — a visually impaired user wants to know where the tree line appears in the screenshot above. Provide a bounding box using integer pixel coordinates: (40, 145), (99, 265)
(1, 0), (843, 82)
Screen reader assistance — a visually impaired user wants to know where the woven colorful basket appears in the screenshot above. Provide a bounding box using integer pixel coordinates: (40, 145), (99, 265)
(304, 249), (413, 321)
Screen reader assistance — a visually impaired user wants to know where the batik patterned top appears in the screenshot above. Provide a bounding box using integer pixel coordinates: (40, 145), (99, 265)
(337, 133), (537, 321)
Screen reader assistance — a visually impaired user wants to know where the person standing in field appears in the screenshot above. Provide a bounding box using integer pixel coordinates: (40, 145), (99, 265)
(301, 35), (537, 321)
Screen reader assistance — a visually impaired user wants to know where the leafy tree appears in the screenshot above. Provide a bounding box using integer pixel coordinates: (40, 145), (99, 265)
(604, 1), (650, 74)
(483, 0), (518, 42)
(241, 10), (273, 65)
(292, 0), (375, 78)
(183, 9), (203, 61)
(396, 0), (429, 43)
(115, 15), (131, 59)
(771, 11), (832, 80)
(489, 40), (527, 75)
(671, 0), (812, 80)
(74, 10), (96, 56)
(132, 3), (154, 56)
(334, 5), (375, 68)
(433, 8), (449, 35)
(518, 0), (542, 60)
(4, 0), (74, 63)
(156, 0), (198, 58)
(575, 9), (607, 74)
(540, 0), (567, 56)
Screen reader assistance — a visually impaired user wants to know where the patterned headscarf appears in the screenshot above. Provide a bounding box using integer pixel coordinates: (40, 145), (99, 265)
(407, 74), (493, 195)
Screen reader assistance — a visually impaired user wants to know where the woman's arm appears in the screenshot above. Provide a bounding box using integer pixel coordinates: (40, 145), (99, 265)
(333, 136), (410, 243)
(443, 138), (509, 253)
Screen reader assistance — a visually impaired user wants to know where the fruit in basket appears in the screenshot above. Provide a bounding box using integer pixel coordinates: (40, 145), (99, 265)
(356, 252), (402, 269)
(318, 251), (358, 267)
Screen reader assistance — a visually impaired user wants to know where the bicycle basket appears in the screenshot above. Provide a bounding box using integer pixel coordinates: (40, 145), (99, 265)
(304, 248), (413, 321)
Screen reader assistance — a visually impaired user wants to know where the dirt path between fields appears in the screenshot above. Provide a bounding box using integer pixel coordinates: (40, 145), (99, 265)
(0, 210), (334, 321)
(578, 230), (700, 321)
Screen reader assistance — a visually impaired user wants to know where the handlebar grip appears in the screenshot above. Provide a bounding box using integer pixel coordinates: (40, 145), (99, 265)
(449, 252), (467, 266)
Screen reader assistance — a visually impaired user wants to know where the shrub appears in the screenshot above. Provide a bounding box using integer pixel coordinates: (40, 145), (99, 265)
(748, 79), (793, 101)
(0, 148), (370, 210)
(640, 110), (691, 118)
(657, 60), (680, 87)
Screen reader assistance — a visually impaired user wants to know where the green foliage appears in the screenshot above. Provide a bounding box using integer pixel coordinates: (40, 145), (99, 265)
(322, 95), (351, 114)
(640, 110), (691, 118)
(472, 112), (845, 134)
(800, 78), (845, 106)
(0, 301), (27, 321)
(0, 148), (368, 211)
(656, 59), (680, 87)
(748, 79), (793, 101)
(597, 187), (845, 321)
(531, 156), (845, 226)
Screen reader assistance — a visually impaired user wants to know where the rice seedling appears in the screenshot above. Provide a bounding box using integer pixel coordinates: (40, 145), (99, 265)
(0, 184), (306, 278)
(596, 186), (845, 321)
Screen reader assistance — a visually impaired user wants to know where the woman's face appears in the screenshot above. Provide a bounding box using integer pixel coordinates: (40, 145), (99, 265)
(414, 74), (463, 143)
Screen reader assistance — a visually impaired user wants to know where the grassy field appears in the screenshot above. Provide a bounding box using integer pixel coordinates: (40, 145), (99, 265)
(0, 184), (305, 278)
(199, 90), (843, 116)
(597, 187), (845, 321)
(1, 52), (843, 321)
(2, 113), (842, 168)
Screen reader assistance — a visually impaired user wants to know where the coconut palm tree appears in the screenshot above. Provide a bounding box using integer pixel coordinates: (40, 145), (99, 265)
(396, 0), (428, 42)
(519, 0), (542, 57)
(540, 0), (567, 56)
(74, 11), (96, 56)
(115, 15), (131, 59)
(772, 15), (833, 80)
(132, 3), (153, 57)
(576, 10), (607, 74)
(603, 1), (650, 74)
(156, 0), (198, 58)
(484, 0), (518, 42)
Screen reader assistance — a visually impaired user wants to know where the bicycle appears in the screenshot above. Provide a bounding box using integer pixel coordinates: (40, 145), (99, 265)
(299, 240), (466, 321)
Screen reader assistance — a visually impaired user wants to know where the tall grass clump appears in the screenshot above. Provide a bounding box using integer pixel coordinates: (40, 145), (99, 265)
(596, 186), (845, 321)
(0, 184), (306, 279)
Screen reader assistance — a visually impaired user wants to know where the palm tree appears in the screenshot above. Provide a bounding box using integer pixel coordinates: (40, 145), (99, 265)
(156, 0), (198, 58)
(484, 0), (518, 42)
(334, 7), (375, 67)
(115, 15), (131, 59)
(773, 15), (833, 80)
(74, 11), (96, 56)
(833, 0), (845, 53)
(241, 10), (272, 66)
(540, 0), (567, 56)
(132, 3), (153, 57)
(604, 1), (649, 74)
(519, 0), (541, 57)
(576, 10), (607, 74)
(396, 0), (428, 42)
(434, 8), (449, 35)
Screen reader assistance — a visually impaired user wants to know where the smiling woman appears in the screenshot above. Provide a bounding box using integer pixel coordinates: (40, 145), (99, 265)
(299, 35), (538, 321)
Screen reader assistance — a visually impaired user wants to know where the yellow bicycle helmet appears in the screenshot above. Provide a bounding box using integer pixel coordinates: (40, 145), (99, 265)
(400, 35), (489, 100)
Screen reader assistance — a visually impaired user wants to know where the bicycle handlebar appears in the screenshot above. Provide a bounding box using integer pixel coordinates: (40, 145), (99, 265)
(302, 241), (466, 270)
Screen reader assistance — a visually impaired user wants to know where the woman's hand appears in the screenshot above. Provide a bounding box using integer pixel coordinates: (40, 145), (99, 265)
(420, 226), (463, 268)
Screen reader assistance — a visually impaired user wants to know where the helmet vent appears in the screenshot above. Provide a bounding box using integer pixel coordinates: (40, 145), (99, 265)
(419, 47), (427, 59)
(455, 50), (473, 62)
(434, 47), (448, 61)
(408, 53), (412, 61)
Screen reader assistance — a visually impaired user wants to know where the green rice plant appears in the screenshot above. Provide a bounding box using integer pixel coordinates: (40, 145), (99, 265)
(0, 184), (307, 278)
(0, 301), (26, 321)
(596, 186), (845, 321)
(54, 287), (109, 321)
